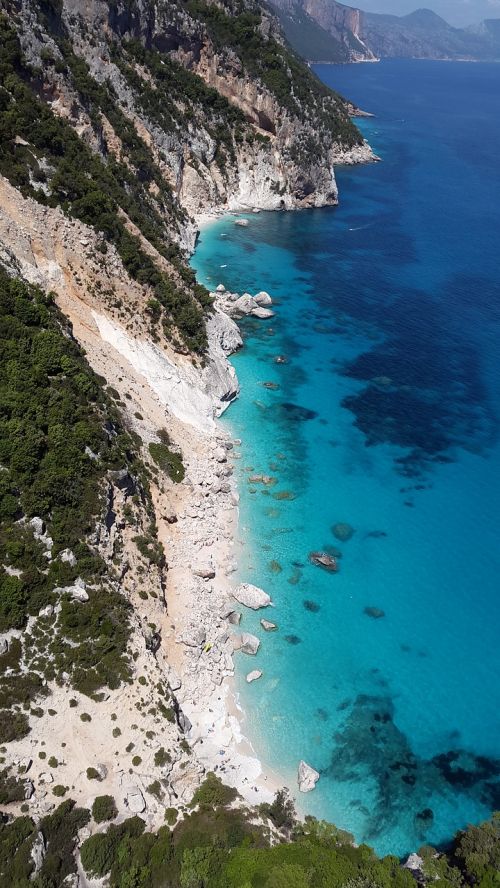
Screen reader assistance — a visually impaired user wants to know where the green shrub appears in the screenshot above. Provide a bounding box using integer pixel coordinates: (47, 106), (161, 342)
(148, 442), (185, 483)
(131, 755), (142, 767)
(154, 747), (171, 767)
(165, 807), (178, 825)
(52, 784), (67, 797)
(190, 772), (238, 809)
(86, 767), (102, 781)
(147, 780), (163, 800)
(92, 795), (118, 823)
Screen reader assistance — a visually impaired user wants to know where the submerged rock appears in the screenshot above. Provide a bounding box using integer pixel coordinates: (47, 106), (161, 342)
(284, 634), (301, 645)
(246, 670), (263, 683)
(364, 606), (385, 619)
(298, 760), (320, 792)
(332, 522), (355, 542)
(251, 306), (275, 319)
(234, 218), (249, 227)
(303, 600), (320, 613)
(268, 560), (282, 574)
(309, 551), (339, 572)
(232, 582), (271, 609)
(280, 402), (318, 421)
(274, 355), (288, 364)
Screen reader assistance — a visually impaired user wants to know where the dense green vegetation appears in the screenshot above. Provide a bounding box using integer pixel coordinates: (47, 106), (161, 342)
(74, 800), (500, 888)
(0, 265), (153, 721)
(0, 16), (210, 352)
(0, 799), (90, 886)
(3, 782), (498, 887)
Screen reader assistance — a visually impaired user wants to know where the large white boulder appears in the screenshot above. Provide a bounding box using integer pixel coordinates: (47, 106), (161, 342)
(241, 633), (260, 655)
(250, 306), (275, 319)
(232, 294), (257, 316)
(232, 583), (271, 610)
(254, 291), (273, 306)
(298, 760), (320, 793)
(125, 786), (146, 813)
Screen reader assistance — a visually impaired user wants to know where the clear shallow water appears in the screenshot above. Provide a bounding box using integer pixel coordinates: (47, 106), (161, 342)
(191, 60), (500, 856)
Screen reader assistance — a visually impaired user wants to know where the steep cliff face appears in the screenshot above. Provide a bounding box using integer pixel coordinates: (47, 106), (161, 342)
(268, 0), (500, 62)
(8, 0), (369, 227)
(0, 0), (375, 358)
(300, 0), (376, 60)
(360, 8), (493, 60)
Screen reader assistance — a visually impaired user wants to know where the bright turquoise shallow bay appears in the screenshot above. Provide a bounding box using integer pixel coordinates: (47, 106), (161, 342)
(191, 60), (500, 856)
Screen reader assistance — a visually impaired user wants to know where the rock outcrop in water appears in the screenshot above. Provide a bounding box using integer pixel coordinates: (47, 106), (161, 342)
(309, 551), (340, 572)
(298, 760), (320, 792)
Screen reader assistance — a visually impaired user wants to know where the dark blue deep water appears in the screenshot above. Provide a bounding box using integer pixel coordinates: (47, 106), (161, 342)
(191, 60), (500, 855)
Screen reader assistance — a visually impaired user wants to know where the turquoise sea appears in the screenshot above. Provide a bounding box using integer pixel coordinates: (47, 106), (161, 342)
(191, 60), (500, 856)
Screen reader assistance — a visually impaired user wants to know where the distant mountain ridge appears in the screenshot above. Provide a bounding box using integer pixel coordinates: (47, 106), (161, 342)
(268, 0), (500, 61)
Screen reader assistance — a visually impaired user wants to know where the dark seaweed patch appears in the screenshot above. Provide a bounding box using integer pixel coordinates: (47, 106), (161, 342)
(280, 402), (318, 421)
(325, 691), (500, 846)
(303, 600), (320, 613)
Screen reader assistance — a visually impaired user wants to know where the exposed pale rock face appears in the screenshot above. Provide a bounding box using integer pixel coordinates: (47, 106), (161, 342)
(403, 853), (424, 873)
(53, 578), (88, 602)
(232, 583), (272, 610)
(298, 760), (320, 792)
(125, 786), (146, 813)
(193, 565), (216, 579)
(59, 548), (77, 567)
(92, 311), (239, 433)
(180, 626), (207, 648)
(30, 831), (46, 875)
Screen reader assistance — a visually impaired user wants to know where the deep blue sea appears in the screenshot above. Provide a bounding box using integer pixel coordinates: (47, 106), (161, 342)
(191, 60), (500, 856)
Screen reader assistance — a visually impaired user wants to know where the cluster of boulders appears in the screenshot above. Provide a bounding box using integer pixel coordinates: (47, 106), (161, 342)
(213, 284), (275, 320)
